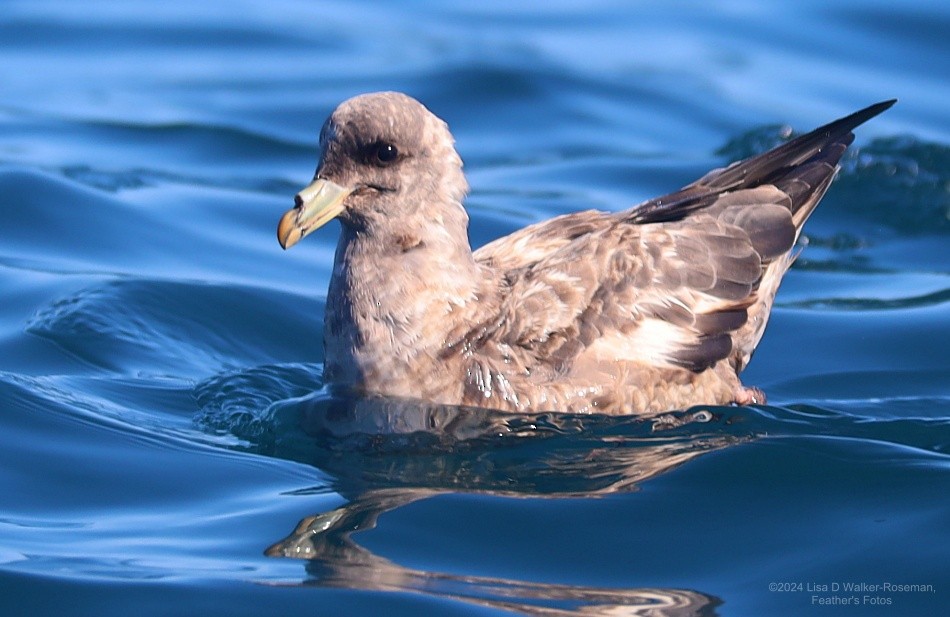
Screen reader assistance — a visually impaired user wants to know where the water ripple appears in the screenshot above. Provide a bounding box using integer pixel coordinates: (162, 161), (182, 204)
(26, 278), (321, 376)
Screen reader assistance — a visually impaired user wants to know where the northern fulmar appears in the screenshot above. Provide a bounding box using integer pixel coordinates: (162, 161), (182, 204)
(278, 92), (894, 415)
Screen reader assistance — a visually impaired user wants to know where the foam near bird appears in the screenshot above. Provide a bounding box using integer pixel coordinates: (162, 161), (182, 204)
(278, 92), (893, 415)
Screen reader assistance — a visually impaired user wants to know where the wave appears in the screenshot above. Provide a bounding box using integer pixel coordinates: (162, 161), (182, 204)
(27, 278), (322, 376)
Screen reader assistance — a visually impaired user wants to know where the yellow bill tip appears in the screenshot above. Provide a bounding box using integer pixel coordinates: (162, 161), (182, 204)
(277, 208), (303, 249)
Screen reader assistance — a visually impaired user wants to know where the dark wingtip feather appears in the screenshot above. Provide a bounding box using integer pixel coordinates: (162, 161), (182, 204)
(823, 99), (897, 135)
(627, 100), (896, 225)
(704, 99), (896, 190)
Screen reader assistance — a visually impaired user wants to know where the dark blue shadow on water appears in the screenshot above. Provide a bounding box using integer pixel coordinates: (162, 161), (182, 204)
(189, 381), (948, 616)
(264, 391), (738, 616)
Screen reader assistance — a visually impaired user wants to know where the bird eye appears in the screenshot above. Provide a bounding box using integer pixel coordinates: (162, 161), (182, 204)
(374, 143), (399, 165)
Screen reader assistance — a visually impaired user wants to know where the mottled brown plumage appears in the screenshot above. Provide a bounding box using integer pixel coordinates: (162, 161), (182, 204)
(278, 92), (893, 415)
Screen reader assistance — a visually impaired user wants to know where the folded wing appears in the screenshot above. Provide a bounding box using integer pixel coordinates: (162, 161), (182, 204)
(471, 100), (894, 377)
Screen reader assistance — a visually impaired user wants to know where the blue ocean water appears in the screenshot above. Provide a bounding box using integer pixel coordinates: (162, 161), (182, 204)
(1, 1), (948, 615)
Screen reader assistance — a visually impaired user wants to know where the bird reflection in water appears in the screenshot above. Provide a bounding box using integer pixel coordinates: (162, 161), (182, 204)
(264, 390), (746, 616)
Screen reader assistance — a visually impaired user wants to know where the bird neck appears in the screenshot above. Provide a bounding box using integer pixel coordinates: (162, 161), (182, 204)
(323, 202), (486, 394)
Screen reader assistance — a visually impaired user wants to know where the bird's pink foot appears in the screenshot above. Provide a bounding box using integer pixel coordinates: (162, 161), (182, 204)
(735, 385), (767, 406)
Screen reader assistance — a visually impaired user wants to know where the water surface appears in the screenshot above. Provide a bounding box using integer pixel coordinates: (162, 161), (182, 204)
(1, 1), (948, 615)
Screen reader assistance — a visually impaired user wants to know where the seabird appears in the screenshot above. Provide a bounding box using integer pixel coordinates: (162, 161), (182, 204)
(278, 92), (893, 414)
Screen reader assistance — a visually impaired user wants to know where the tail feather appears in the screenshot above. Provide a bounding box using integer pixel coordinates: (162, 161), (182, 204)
(713, 100), (896, 371)
(627, 100), (895, 226)
(702, 101), (887, 192)
(624, 100), (896, 374)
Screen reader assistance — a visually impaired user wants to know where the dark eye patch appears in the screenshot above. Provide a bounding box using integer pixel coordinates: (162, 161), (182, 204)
(360, 141), (401, 167)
